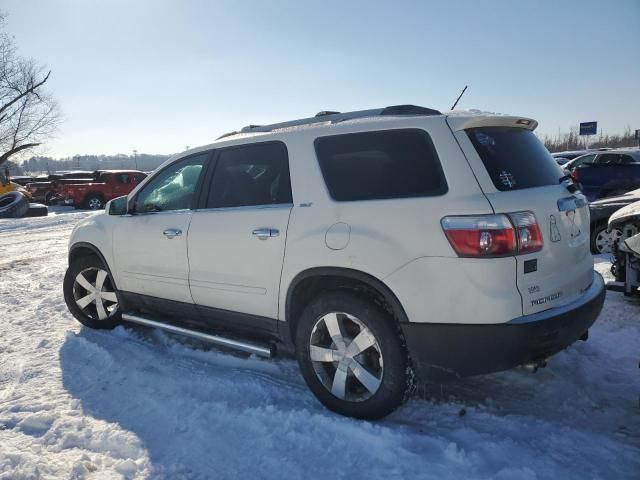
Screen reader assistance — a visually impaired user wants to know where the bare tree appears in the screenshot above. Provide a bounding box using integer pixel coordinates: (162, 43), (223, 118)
(0, 14), (60, 167)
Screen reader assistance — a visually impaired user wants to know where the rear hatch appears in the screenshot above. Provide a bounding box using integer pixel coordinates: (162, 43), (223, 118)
(447, 115), (593, 316)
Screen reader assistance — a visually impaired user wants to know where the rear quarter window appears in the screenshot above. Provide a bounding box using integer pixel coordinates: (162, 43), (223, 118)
(314, 129), (447, 201)
(467, 127), (562, 191)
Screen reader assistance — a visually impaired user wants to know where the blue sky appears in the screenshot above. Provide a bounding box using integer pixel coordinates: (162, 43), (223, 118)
(4, 0), (640, 157)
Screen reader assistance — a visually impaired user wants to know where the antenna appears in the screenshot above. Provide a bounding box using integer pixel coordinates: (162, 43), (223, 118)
(450, 85), (468, 111)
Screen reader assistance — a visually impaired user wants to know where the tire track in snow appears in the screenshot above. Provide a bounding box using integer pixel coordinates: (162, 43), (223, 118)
(0, 210), (639, 479)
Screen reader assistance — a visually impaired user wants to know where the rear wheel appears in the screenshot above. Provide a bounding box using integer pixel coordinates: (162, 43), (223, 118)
(295, 291), (410, 419)
(85, 195), (104, 210)
(44, 191), (56, 205)
(63, 255), (121, 329)
(590, 221), (622, 254)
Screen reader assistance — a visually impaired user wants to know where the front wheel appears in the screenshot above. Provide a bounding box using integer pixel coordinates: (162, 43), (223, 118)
(63, 255), (121, 329)
(44, 191), (57, 205)
(295, 291), (410, 419)
(590, 222), (622, 254)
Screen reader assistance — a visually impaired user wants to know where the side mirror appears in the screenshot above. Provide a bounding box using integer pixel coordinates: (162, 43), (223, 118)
(108, 195), (129, 216)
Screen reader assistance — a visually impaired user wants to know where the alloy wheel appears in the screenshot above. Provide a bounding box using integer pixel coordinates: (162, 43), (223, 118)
(309, 312), (383, 402)
(72, 267), (118, 321)
(88, 198), (103, 210)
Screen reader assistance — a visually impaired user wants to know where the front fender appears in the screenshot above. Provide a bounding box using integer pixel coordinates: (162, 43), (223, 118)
(68, 213), (117, 283)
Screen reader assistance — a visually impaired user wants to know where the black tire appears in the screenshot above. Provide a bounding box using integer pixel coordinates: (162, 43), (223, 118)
(44, 191), (56, 205)
(24, 203), (49, 217)
(0, 192), (29, 218)
(84, 194), (104, 210)
(295, 291), (410, 419)
(63, 255), (122, 329)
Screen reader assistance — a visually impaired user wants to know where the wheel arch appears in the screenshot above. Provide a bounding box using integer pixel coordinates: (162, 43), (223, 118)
(69, 241), (104, 264)
(83, 191), (105, 205)
(68, 242), (118, 288)
(285, 267), (409, 339)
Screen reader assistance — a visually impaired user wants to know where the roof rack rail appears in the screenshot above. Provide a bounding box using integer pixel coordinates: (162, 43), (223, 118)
(234, 104), (441, 135)
(216, 130), (239, 140)
(315, 110), (341, 117)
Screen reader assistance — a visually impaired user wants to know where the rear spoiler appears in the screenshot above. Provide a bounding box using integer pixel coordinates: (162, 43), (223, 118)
(446, 115), (538, 132)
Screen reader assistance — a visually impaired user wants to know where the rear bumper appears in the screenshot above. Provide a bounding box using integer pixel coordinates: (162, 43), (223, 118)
(401, 271), (605, 382)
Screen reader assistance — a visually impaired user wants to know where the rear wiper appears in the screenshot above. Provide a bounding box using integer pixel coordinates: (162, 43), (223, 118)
(558, 174), (571, 184)
(559, 174), (579, 193)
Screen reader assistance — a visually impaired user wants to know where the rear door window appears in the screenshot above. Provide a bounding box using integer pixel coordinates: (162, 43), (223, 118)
(314, 129), (447, 201)
(116, 174), (130, 184)
(467, 127), (562, 191)
(595, 154), (620, 164)
(205, 142), (292, 208)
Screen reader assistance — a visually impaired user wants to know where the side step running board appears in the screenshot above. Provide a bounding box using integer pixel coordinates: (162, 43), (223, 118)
(121, 313), (273, 358)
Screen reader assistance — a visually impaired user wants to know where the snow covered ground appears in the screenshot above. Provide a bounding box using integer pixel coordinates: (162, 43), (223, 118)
(0, 209), (638, 479)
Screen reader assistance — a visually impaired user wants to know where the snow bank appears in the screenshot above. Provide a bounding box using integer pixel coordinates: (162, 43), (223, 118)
(0, 212), (638, 479)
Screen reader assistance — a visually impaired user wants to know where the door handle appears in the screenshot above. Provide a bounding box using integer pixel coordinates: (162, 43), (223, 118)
(163, 228), (182, 239)
(252, 228), (279, 240)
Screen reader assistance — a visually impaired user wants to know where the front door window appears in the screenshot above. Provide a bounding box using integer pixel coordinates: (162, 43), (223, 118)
(133, 154), (207, 213)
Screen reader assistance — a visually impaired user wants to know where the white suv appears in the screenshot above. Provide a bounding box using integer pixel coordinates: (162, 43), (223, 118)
(63, 105), (605, 419)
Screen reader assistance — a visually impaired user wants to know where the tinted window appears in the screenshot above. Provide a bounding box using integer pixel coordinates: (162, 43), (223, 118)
(116, 174), (130, 184)
(570, 154), (596, 169)
(206, 142), (292, 208)
(65, 172), (92, 179)
(595, 154), (619, 164)
(467, 127), (562, 191)
(314, 129), (447, 201)
(133, 174), (146, 183)
(134, 154), (206, 212)
(595, 153), (635, 165)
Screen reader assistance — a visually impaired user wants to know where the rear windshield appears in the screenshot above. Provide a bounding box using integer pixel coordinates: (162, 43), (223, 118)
(467, 127), (562, 191)
(314, 129), (447, 201)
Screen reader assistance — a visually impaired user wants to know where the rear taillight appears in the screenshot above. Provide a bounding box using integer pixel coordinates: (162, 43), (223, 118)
(441, 211), (543, 258)
(509, 211), (543, 254)
(570, 168), (578, 183)
(441, 215), (516, 257)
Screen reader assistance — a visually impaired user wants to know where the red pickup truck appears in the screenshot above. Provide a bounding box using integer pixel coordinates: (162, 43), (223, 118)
(58, 170), (147, 210)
